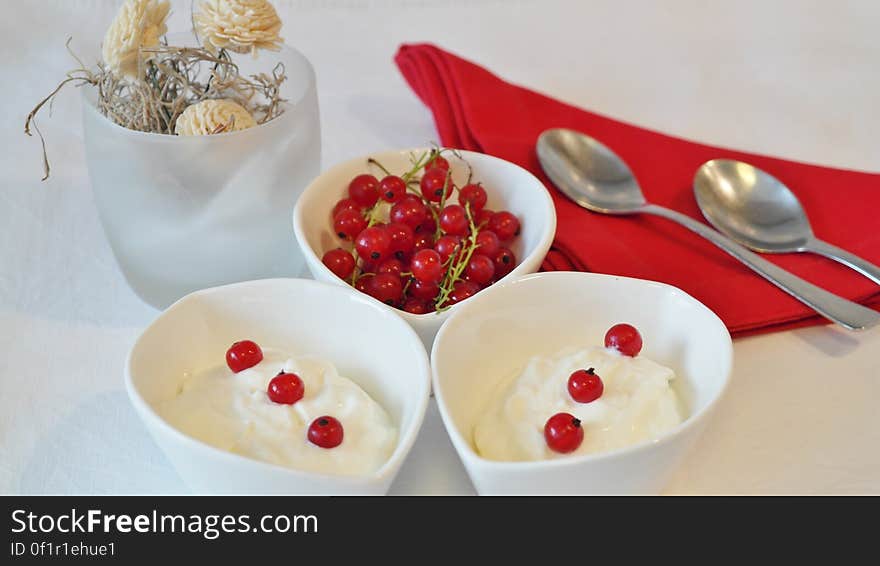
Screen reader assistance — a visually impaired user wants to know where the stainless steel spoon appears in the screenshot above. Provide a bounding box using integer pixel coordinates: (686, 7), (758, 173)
(694, 158), (880, 285)
(535, 128), (880, 331)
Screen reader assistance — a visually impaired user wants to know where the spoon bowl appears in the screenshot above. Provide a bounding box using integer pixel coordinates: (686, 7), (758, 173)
(694, 159), (880, 285)
(536, 129), (646, 214)
(694, 159), (813, 253)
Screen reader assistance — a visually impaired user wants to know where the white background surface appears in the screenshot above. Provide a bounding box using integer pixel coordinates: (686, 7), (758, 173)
(1, 0), (878, 494)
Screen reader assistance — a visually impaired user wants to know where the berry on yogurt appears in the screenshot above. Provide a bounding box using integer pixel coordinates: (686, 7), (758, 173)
(544, 412), (584, 454)
(267, 371), (305, 405)
(567, 368), (604, 403)
(226, 340), (263, 373)
(308, 416), (344, 449)
(605, 323), (643, 357)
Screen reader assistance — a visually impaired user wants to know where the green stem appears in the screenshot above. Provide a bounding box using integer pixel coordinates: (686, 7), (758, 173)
(367, 157), (392, 177)
(433, 169), (453, 240)
(349, 247), (360, 286)
(434, 203), (478, 311)
(365, 203), (383, 227)
(402, 151), (431, 182)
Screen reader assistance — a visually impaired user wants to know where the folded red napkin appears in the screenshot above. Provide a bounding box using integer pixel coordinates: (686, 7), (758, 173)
(395, 43), (880, 336)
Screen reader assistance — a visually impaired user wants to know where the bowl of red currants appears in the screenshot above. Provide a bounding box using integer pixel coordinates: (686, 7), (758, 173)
(293, 147), (556, 346)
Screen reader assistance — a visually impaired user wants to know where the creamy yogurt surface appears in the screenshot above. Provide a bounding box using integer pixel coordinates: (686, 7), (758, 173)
(473, 346), (683, 461)
(157, 350), (397, 476)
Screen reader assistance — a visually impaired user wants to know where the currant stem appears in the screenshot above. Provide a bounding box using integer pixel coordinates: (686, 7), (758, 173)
(402, 151), (431, 182)
(365, 202), (383, 227)
(434, 169), (453, 241)
(367, 157), (392, 177)
(434, 202), (479, 311)
(349, 247), (360, 286)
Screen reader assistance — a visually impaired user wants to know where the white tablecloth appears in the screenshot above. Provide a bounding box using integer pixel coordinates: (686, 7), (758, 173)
(2, 0), (878, 494)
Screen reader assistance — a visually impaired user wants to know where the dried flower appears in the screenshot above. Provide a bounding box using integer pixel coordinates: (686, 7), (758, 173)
(195, 0), (283, 55)
(175, 99), (257, 135)
(102, 0), (171, 79)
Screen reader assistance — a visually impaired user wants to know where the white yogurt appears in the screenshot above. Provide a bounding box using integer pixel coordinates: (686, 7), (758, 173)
(157, 351), (397, 476)
(473, 346), (683, 461)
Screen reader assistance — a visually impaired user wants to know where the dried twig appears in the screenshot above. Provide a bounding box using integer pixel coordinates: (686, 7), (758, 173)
(25, 42), (287, 180)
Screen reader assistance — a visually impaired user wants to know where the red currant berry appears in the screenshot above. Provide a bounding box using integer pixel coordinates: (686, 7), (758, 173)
(402, 297), (433, 314)
(390, 196), (429, 231)
(434, 235), (461, 263)
(267, 371), (305, 405)
(413, 232), (434, 253)
(446, 279), (480, 305)
(332, 198), (362, 218)
(379, 175), (407, 203)
(458, 183), (488, 212)
(355, 226), (391, 262)
(348, 174), (380, 207)
(475, 230), (500, 257)
(439, 204), (469, 236)
(424, 153), (450, 173)
(359, 259), (379, 274)
(333, 209), (368, 241)
(420, 168), (453, 202)
(308, 416), (344, 449)
(377, 258), (405, 278)
(368, 273), (403, 305)
(476, 208), (494, 227)
(544, 413), (584, 454)
(386, 222), (415, 258)
(321, 248), (356, 280)
(354, 274), (373, 294)
(604, 324), (643, 357)
(493, 247), (517, 278)
(488, 211), (520, 241)
(567, 368), (604, 403)
(226, 340), (263, 373)
(409, 278), (440, 301)
(411, 249), (444, 283)
(464, 253), (495, 286)
(417, 214), (437, 235)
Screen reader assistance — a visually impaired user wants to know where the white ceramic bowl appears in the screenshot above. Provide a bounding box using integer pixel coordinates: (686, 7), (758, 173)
(431, 272), (733, 495)
(293, 148), (556, 348)
(125, 278), (430, 494)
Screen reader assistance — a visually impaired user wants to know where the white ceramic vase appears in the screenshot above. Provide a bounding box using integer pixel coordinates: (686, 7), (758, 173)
(82, 41), (321, 308)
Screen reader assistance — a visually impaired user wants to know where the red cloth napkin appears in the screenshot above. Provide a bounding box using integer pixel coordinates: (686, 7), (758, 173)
(395, 43), (880, 336)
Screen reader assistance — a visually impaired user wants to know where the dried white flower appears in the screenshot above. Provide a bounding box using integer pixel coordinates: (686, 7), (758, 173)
(174, 99), (257, 135)
(195, 0), (283, 55)
(102, 0), (171, 78)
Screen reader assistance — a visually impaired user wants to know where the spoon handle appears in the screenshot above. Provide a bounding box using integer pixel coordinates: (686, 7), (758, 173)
(641, 204), (880, 331)
(805, 239), (880, 286)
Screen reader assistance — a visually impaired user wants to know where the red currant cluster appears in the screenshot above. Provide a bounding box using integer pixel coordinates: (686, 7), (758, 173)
(225, 340), (343, 449)
(544, 324), (643, 454)
(321, 149), (522, 313)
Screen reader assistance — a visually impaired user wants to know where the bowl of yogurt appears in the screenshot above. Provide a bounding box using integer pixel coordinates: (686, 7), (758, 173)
(126, 278), (431, 494)
(431, 271), (732, 494)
